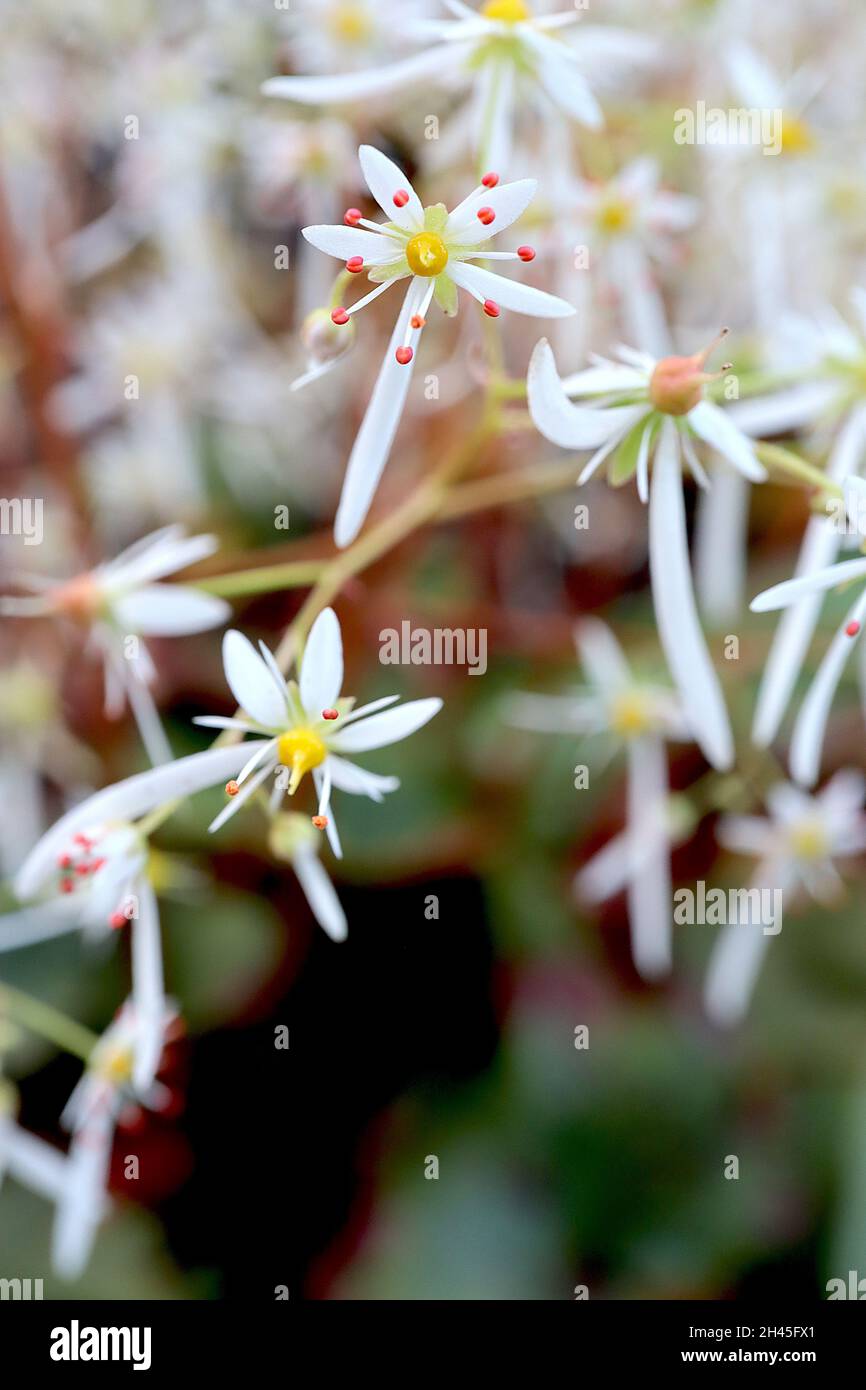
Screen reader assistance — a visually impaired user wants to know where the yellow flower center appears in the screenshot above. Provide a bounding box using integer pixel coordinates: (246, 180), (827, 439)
(780, 114), (814, 156)
(327, 3), (373, 45)
(96, 1045), (135, 1086)
(277, 727), (327, 794)
(597, 196), (633, 235)
(482, 0), (530, 21)
(788, 818), (829, 861)
(406, 232), (449, 278)
(608, 690), (654, 737)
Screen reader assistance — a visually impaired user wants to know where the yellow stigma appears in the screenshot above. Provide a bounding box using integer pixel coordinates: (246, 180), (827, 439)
(788, 818), (829, 861)
(482, 0), (531, 21)
(779, 114), (814, 156)
(608, 690), (654, 738)
(96, 1045), (134, 1086)
(277, 727), (327, 794)
(327, 3), (373, 45)
(406, 231), (449, 278)
(597, 196), (633, 235)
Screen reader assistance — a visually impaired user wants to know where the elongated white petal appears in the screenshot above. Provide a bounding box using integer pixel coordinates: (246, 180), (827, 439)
(728, 382), (838, 437)
(694, 463), (750, 625)
(325, 754), (400, 801)
(193, 715), (257, 731)
(359, 145), (423, 230)
(104, 532), (219, 589)
(716, 815), (777, 858)
(649, 418), (733, 769)
(789, 591), (866, 787)
(2, 1123), (68, 1201)
(704, 861), (793, 1026)
(330, 697), (442, 753)
(113, 585), (230, 636)
(844, 474), (866, 536)
(0, 897), (83, 952)
(751, 556), (866, 612)
(575, 618), (631, 693)
(472, 53), (514, 172)
(14, 744), (268, 899)
(334, 280), (420, 548)
(52, 1111), (113, 1281)
(131, 878), (165, 1092)
(448, 260), (574, 318)
(520, 28), (604, 128)
(504, 691), (603, 734)
(341, 694), (400, 724)
(446, 178), (536, 244)
(559, 365), (649, 397)
(262, 46), (456, 106)
(208, 759), (275, 833)
(687, 401), (767, 483)
(528, 339), (643, 449)
(301, 224), (402, 264)
(300, 607), (343, 716)
(222, 629), (289, 727)
(626, 736), (672, 980)
(118, 665), (173, 767)
(293, 847), (347, 943)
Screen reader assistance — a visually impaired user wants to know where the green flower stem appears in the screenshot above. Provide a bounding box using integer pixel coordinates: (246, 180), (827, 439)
(194, 559), (325, 599)
(755, 441), (843, 497)
(0, 983), (98, 1063)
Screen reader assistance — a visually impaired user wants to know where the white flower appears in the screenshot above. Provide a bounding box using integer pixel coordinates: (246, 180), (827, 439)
(265, 1), (653, 168)
(284, 0), (432, 76)
(0, 526), (231, 765)
(195, 607), (442, 865)
(527, 334), (766, 770)
(751, 475), (866, 787)
(53, 999), (178, 1280)
(506, 619), (691, 980)
(705, 771), (866, 1026)
(303, 144), (575, 545)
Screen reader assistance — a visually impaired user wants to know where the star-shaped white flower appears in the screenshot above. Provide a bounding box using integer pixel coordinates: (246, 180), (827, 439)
(303, 144), (574, 545)
(705, 771), (866, 1025)
(0, 526), (231, 765)
(527, 334), (766, 771)
(506, 619), (692, 980)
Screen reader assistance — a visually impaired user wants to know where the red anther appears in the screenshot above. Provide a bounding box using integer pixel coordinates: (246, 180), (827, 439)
(109, 911), (128, 930)
(483, 299), (500, 318)
(73, 834), (92, 848)
(410, 314), (426, 329)
(225, 780), (240, 797)
(344, 207), (362, 226)
(846, 620), (861, 637)
(75, 863), (90, 876)
(91, 857), (106, 872)
(517, 245), (536, 262)
(395, 346), (414, 365)
(481, 172), (499, 188)
(331, 307), (350, 325)
(477, 206), (495, 225)
(321, 708), (339, 720)
(312, 816), (329, 830)
(346, 256), (364, 273)
(393, 189), (410, 208)
(58, 854), (73, 869)
(60, 879), (74, 894)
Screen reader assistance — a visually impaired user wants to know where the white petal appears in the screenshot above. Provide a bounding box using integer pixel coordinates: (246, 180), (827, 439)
(448, 260), (574, 318)
(575, 618), (631, 693)
(325, 754), (400, 801)
(520, 29), (604, 128)
(693, 463), (750, 625)
(293, 847), (347, 943)
(222, 629), (289, 727)
(559, 364), (649, 397)
(131, 878), (165, 1091)
(262, 47), (455, 106)
(0, 897), (84, 952)
(358, 144), (423, 231)
(52, 1113), (113, 1281)
(648, 418), (733, 770)
(687, 401), (767, 483)
(330, 697), (442, 753)
(750, 557), (866, 612)
(728, 382), (838, 437)
(446, 178), (536, 244)
(472, 53), (514, 172)
(3, 1124), (68, 1202)
(528, 339), (643, 449)
(14, 744), (268, 900)
(626, 736), (672, 980)
(341, 694), (400, 724)
(716, 815), (777, 857)
(104, 531), (219, 589)
(334, 280), (420, 548)
(789, 591), (866, 787)
(300, 608), (344, 716)
(301, 224), (403, 265)
(704, 917), (773, 1027)
(113, 585), (230, 635)
(208, 759), (275, 833)
(844, 474), (866, 537)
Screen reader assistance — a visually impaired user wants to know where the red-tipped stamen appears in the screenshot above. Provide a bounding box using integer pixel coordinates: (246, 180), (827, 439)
(312, 815), (329, 830)
(477, 207), (495, 226)
(483, 299), (500, 318)
(346, 256), (364, 273)
(395, 346), (414, 365)
(225, 780), (240, 797)
(481, 172), (499, 188)
(322, 708), (339, 720)
(73, 834), (93, 848)
(109, 911), (128, 930)
(393, 189), (410, 208)
(847, 620), (861, 637)
(58, 854), (73, 869)
(517, 245), (536, 262)
(410, 314), (426, 330)
(344, 208), (362, 226)
(331, 307), (349, 325)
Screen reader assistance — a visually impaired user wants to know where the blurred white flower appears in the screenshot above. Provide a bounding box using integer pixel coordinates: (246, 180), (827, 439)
(303, 144), (574, 545)
(528, 334), (766, 769)
(0, 526), (230, 765)
(705, 770), (866, 1025)
(507, 619), (692, 979)
(0, 1082), (68, 1211)
(268, 811), (347, 943)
